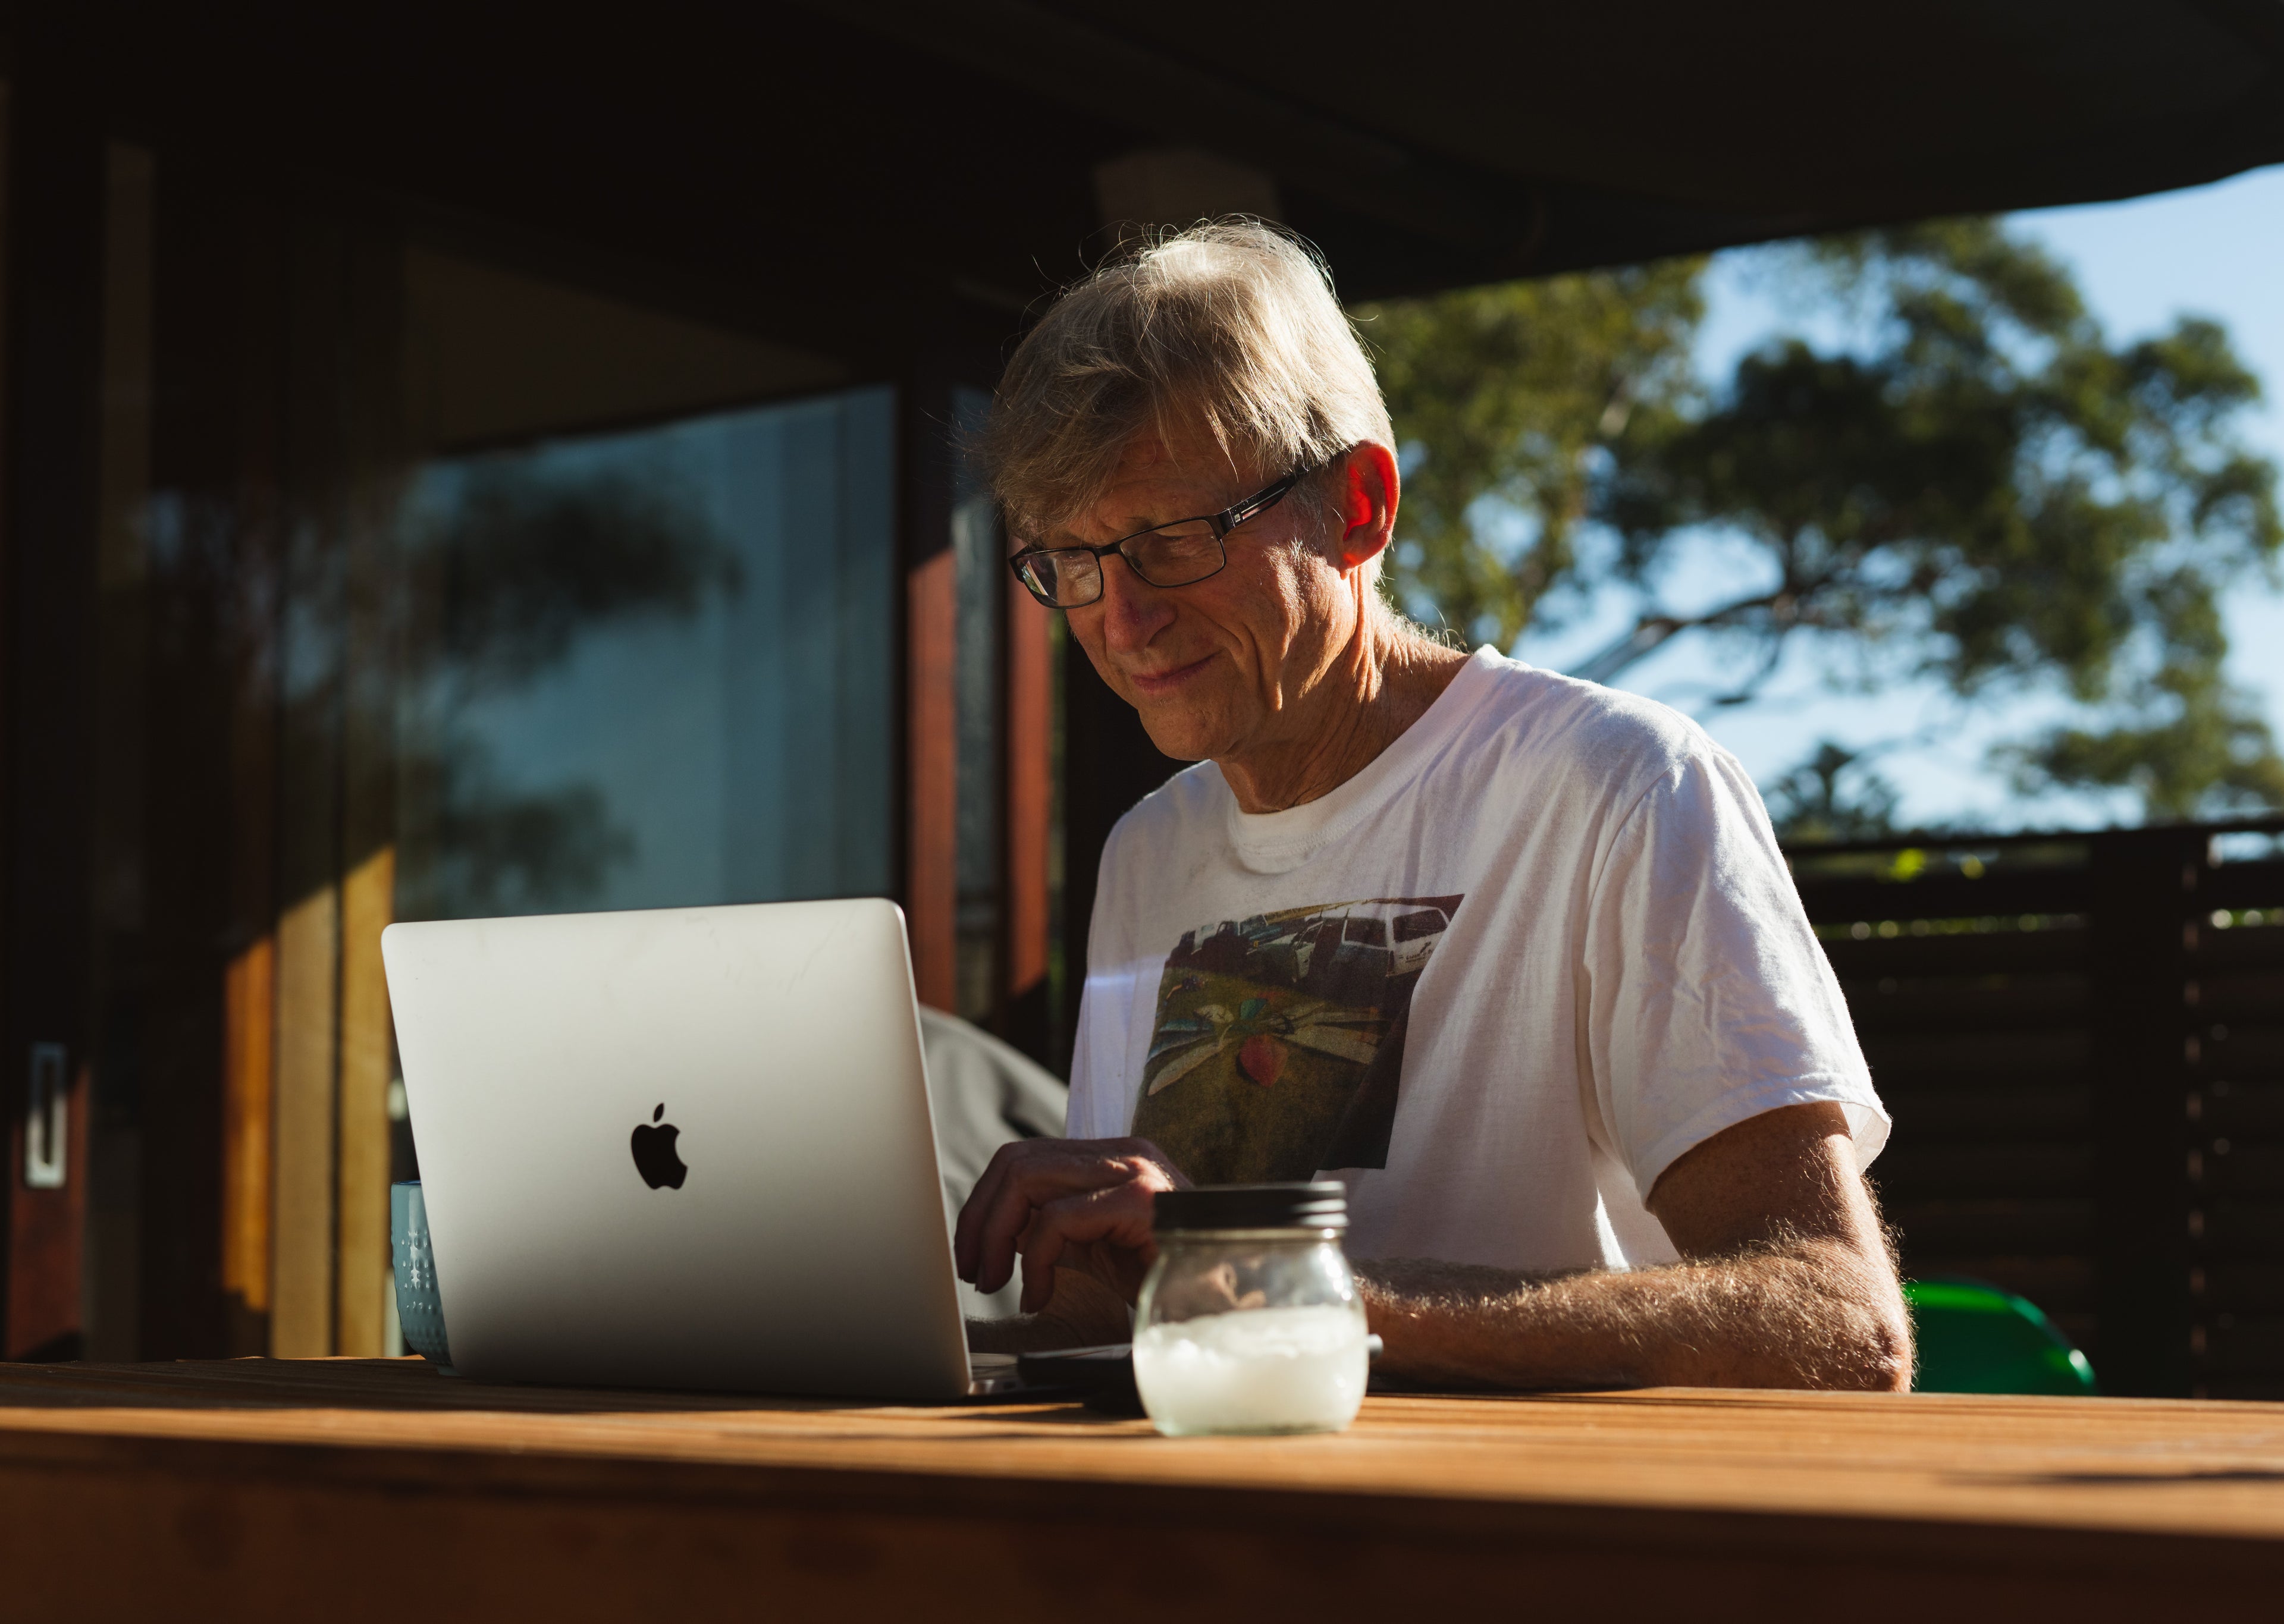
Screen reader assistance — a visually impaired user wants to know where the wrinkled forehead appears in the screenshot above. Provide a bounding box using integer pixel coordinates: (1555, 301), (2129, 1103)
(1042, 422), (1266, 545)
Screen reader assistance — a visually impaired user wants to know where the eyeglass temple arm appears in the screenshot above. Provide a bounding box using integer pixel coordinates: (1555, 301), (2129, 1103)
(1221, 469), (1301, 532)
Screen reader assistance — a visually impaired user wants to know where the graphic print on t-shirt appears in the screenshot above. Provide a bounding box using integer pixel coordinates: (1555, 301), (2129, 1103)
(1130, 896), (1463, 1184)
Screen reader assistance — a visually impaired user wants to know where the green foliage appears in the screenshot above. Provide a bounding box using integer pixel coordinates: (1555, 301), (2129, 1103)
(1357, 262), (1703, 649)
(1369, 217), (2284, 821)
(1997, 645), (2284, 820)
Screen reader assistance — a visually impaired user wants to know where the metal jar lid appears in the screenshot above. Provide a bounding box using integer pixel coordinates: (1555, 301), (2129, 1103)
(1152, 1181), (1348, 1235)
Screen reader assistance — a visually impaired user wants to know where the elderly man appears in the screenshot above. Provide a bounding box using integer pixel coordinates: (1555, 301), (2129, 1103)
(956, 221), (1909, 1391)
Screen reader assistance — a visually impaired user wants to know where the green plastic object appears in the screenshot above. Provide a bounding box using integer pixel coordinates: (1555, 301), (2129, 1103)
(1906, 1278), (2095, 1396)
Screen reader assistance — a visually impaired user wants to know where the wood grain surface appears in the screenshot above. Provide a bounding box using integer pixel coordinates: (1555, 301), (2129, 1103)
(1, 1358), (2281, 1621)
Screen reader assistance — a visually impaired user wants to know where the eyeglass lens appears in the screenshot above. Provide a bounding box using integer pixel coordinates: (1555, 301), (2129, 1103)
(1130, 522), (1223, 585)
(1016, 549), (1100, 605)
(1020, 521), (1226, 606)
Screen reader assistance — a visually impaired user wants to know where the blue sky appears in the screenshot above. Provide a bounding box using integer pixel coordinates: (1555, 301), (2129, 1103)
(1514, 163), (2284, 833)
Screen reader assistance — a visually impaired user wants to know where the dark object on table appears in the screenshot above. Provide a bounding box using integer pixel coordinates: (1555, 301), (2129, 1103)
(1016, 1343), (1142, 1415)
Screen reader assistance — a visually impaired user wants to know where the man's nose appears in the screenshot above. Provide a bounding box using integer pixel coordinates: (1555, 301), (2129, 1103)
(1096, 552), (1175, 653)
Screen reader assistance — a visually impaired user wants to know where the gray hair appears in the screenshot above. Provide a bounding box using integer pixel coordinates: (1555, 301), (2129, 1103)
(983, 219), (1395, 549)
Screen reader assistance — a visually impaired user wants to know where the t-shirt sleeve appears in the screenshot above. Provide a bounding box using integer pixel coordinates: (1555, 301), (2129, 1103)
(1065, 823), (1151, 1141)
(1579, 746), (1887, 1204)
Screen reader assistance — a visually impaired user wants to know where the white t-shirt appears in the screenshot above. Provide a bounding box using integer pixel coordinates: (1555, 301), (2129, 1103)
(1068, 647), (1885, 1273)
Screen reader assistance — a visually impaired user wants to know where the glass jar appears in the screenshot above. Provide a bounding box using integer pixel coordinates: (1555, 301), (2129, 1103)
(1131, 1182), (1369, 1437)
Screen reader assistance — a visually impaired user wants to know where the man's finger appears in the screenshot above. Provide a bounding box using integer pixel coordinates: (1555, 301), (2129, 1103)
(954, 1140), (1032, 1279)
(1016, 1183), (1159, 1312)
(950, 1142), (1091, 1279)
(971, 1177), (1041, 1295)
(1016, 1204), (1078, 1311)
(962, 1146), (1162, 1290)
(972, 1157), (1094, 1293)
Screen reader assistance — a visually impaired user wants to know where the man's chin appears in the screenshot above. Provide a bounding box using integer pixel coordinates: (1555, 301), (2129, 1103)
(1133, 705), (1228, 764)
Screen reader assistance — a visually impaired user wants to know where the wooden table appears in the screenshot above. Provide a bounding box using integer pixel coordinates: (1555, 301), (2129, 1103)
(2, 1360), (2282, 1620)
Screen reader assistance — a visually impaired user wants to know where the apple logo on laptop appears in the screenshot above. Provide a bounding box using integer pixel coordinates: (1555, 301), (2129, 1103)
(630, 1103), (688, 1190)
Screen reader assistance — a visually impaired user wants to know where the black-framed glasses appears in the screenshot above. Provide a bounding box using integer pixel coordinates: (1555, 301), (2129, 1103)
(1006, 465), (1313, 609)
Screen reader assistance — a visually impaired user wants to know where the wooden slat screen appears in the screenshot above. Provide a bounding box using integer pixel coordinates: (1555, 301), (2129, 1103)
(1791, 822), (2284, 1399)
(2186, 855), (2284, 1398)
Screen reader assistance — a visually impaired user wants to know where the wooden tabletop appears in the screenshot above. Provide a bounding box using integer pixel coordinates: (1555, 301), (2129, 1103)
(3, 1358), (2282, 1621)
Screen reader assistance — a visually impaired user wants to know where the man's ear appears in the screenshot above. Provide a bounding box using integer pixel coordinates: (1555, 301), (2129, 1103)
(1333, 443), (1401, 573)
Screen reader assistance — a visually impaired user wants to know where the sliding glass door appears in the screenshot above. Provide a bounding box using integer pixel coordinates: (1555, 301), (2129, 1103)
(394, 388), (896, 923)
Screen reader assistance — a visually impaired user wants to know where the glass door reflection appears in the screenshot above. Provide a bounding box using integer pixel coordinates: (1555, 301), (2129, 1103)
(394, 387), (897, 922)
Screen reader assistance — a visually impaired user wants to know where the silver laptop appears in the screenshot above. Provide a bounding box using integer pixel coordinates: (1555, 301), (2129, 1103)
(382, 897), (1007, 1400)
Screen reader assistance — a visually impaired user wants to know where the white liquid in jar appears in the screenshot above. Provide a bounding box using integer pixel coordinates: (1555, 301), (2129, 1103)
(1132, 1303), (1369, 1435)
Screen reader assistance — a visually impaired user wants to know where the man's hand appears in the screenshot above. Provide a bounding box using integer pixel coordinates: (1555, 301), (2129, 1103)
(954, 1138), (1191, 1313)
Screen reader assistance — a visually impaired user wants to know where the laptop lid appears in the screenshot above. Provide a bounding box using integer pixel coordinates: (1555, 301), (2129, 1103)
(382, 897), (972, 1400)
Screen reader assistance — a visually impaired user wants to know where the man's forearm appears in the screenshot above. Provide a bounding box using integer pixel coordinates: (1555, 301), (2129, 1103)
(1358, 1235), (1911, 1391)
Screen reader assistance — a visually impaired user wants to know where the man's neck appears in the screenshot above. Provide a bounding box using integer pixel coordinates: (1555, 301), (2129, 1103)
(1216, 617), (1470, 815)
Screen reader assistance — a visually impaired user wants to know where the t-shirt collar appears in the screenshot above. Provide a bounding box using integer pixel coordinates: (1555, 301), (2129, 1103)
(1215, 646), (1504, 874)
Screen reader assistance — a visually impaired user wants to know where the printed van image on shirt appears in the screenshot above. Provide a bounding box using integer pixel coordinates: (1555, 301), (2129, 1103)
(1131, 896), (1464, 1183)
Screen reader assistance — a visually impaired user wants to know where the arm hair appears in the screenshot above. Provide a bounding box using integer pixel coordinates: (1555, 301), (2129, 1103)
(1360, 1217), (1910, 1392)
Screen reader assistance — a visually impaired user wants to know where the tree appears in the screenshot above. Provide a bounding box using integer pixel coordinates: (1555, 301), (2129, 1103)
(399, 460), (740, 910)
(1366, 219), (2284, 820)
(1764, 742), (1902, 843)
(1360, 261), (1703, 649)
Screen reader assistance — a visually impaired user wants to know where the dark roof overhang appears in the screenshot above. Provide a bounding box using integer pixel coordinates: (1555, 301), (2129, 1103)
(10, 0), (2277, 325)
